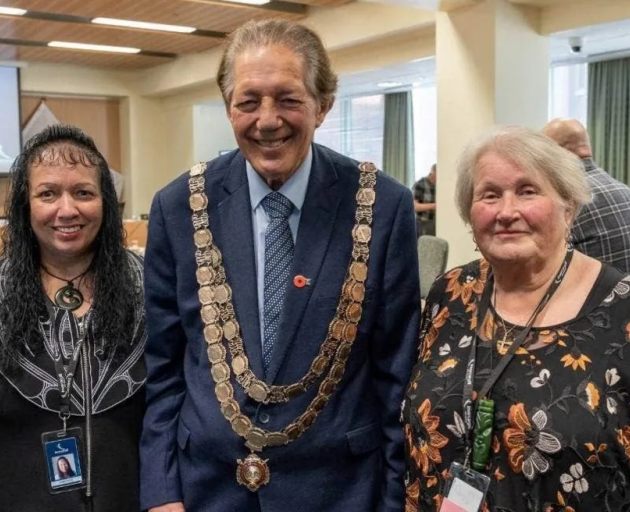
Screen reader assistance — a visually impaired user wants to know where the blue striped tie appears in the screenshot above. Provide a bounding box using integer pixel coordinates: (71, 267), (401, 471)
(261, 192), (294, 374)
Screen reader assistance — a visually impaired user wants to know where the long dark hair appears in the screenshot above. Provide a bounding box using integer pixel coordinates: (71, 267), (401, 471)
(56, 456), (76, 478)
(0, 124), (140, 371)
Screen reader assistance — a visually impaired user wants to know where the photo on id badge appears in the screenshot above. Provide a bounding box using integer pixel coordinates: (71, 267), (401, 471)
(45, 437), (83, 489)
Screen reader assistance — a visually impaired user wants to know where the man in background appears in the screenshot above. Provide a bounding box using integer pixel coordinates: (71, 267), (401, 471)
(543, 118), (630, 274)
(413, 163), (436, 237)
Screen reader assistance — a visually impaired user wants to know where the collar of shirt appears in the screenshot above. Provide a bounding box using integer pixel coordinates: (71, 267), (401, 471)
(582, 157), (598, 172)
(246, 146), (312, 214)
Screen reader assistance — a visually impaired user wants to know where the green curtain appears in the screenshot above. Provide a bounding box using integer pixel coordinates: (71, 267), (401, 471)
(382, 91), (414, 186)
(587, 57), (630, 185)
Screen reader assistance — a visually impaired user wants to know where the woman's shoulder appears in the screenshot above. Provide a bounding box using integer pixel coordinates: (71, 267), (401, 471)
(124, 249), (144, 275)
(425, 258), (489, 306)
(599, 265), (630, 308)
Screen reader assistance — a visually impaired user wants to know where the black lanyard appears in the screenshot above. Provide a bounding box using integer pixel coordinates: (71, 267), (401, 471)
(462, 248), (574, 462)
(45, 302), (89, 427)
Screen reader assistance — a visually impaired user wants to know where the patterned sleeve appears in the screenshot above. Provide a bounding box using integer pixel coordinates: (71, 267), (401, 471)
(417, 272), (449, 360)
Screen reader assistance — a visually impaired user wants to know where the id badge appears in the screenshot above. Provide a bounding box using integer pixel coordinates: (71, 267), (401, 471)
(41, 427), (86, 494)
(440, 462), (491, 512)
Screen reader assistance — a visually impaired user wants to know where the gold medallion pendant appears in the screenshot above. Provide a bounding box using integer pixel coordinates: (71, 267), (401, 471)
(236, 453), (271, 492)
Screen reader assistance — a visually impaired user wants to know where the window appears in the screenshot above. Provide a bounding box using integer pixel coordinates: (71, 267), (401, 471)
(315, 94), (385, 169)
(412, 84), (437, 182)
(315, 61), (587, 186)
(549, 63), (588, 124)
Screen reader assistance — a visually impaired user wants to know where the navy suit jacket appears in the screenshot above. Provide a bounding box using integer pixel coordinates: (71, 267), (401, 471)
(140, 144), (420, 512)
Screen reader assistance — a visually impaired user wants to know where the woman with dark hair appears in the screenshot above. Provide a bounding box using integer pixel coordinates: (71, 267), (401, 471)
(56, 457), (77, 480)
(0, 125), (146, 512)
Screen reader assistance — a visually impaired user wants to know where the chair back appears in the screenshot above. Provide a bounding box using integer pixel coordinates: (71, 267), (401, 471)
(418, 235), (449, 299)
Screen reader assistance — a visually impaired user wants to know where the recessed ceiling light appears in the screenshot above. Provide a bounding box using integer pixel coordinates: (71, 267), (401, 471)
(0, 7), (27, 16)
(48, 41), (141, 54)
(221, 0), (270, 5)
(92, 17), (196, 34)
(377, 81), (404, 88)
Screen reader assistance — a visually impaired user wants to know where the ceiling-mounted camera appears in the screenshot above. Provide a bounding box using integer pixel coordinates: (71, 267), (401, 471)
(569, 36), (583, 54)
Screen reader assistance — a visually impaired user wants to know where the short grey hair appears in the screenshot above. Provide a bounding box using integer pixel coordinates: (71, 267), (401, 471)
(216, 19), (338, 111)
(455, 125), (591, 225)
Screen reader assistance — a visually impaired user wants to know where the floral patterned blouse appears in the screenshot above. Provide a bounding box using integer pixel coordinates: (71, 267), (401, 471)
(402, 258), (630, 512)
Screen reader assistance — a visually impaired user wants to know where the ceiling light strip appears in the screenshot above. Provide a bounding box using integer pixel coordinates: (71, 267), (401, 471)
(0, 37), (176, 58)
(92, 17), (196, 34)
(0, 8), (225, 38)
(0, 7), (27, 16)
(48, 41), (141, 54)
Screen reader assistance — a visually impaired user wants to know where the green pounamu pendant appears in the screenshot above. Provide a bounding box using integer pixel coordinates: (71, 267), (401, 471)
(471, 398), (494, 471)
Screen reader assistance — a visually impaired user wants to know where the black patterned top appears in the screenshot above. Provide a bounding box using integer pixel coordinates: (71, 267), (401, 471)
(0, 250), (147, 512)
(0, 250), (147, 414)
(402, 258), (630, 512)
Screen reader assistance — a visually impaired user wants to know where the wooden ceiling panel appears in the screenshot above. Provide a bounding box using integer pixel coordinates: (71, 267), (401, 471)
(0, 44), (171, 69)
(3, 0), (303, 31)
(0, 0), (349, 70)
(0, 18), (221, 54)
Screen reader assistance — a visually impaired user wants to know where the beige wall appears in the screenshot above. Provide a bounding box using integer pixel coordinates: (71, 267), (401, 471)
(20, 95), (122, 171)
(330, 28), (436, 76)
(21, 62), (133, 97)
(120, 95), (165, 217)
(162, 103), (195, 185)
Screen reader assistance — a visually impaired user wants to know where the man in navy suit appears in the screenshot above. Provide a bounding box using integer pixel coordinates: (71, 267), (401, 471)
(140, 19), (420, 512)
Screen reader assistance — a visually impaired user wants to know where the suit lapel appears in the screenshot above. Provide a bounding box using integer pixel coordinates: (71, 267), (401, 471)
(216, 155), (264, 378)
(265, 146), (341, 384)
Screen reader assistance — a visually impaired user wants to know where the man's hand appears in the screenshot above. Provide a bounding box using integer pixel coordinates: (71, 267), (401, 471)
(149, 503), (185, 512)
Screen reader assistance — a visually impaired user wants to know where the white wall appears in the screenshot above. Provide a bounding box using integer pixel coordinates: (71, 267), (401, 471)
(193, 102), (237, 164)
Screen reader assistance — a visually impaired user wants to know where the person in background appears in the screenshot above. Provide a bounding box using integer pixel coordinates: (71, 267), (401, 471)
(0, 125), (147, 512)
(403, 126), (630, 511)
(140, 18), (419, 512)
(543, 118), (630, 274)
(413, 163), (437, 237)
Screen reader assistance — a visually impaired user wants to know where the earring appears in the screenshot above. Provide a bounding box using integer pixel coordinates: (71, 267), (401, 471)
(566, 232), (574, 251)
(473, 236), (479, 252)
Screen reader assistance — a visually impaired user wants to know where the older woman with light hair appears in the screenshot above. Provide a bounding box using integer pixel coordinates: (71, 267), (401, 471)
(402, 126), (630, 512)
